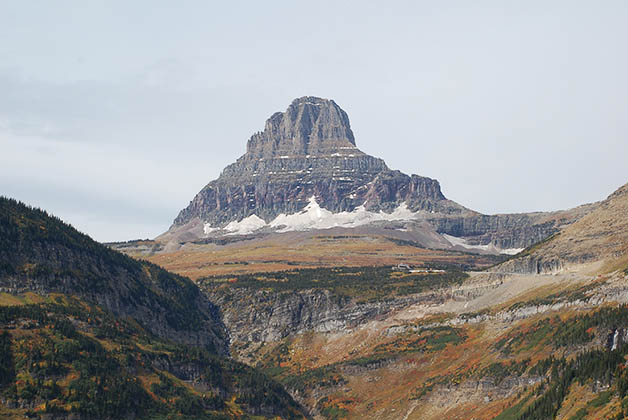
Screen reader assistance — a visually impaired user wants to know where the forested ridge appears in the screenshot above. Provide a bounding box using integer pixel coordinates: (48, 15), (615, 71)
(0, 197), (306, 419)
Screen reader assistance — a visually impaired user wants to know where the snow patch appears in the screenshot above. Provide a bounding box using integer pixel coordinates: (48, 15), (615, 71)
(500, 247), (525, 255)
(269, 196), (418, 232)
(443, 234), (524, 255)
(223, 214), (267, 235)
(207, 197), (424, 236)
(203, 222), (218, 235)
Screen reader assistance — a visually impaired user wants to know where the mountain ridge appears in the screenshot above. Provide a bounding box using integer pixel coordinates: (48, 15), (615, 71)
(0, 196), (227, 353)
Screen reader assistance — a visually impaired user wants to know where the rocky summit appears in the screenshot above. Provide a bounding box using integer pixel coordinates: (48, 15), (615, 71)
(162, 96), (591, 251)
(171, 97), (457, 227)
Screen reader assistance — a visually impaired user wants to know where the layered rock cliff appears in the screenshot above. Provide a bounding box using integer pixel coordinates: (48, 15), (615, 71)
(162, 96), (592, 251)
(211, 288), (419, 345)
(171, 97), (459, 230)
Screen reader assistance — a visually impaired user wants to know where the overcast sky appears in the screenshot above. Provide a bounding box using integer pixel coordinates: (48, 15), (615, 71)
(1, 1), (627, 242)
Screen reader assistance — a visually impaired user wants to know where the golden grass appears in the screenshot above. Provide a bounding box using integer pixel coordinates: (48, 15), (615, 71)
(556, 382), (598, 419)
(0, 292), (56, 306)
(0, 293), (26, 306)
(600, 249), (628, 275)
(146, 235), (496, 279)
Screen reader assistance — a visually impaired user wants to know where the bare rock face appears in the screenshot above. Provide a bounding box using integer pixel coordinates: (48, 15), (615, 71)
(172, 97), (461, 230)
(246, 96), (356, 157)
(164, 96), (595, 250)
(427, 214), (563, 249)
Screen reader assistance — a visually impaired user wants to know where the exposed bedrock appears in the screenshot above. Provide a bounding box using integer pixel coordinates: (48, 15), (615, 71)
(165, 96), (594, 251)
(209, 288), (443, 345)
(430, 215), (559, 249)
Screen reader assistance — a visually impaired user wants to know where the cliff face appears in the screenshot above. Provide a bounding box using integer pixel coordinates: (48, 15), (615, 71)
(211, 288), (424, 345)
(163, 96), (594, 251)
(428, 206), (595, 249)
(170, 96), (462, 230)
(197, 267), (470, 354)
(245, 96), (356, 157)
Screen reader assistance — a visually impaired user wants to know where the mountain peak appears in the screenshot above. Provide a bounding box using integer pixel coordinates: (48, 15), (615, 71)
(246, 96), (356, 158)
(289, 95), (336, 107)
(168, 97), (461, 237)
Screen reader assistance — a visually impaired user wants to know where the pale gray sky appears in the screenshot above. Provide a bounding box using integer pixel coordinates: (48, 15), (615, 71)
(1, 1), (627, 242)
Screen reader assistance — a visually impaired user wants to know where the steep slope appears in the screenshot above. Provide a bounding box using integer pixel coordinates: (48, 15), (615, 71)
(160, 96), (588, 251)
(193, 262), (628, 419)
(0, 196), (226, 352)
(498, 182), (628, 274)
(0, 296), (305, 420)
(0, 196), (307, 419)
